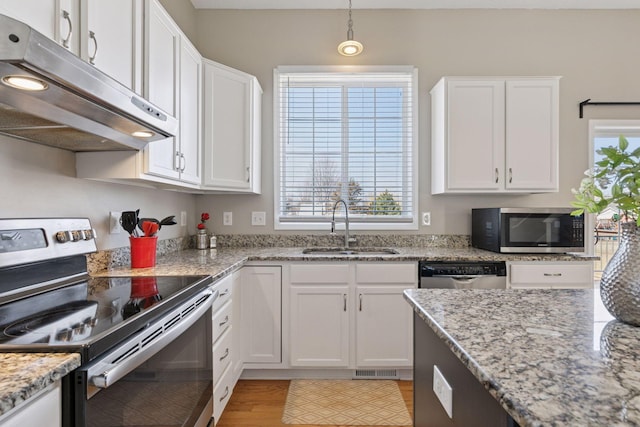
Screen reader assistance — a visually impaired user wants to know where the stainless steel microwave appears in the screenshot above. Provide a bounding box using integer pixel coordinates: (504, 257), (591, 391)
(471, 208), (585, 253)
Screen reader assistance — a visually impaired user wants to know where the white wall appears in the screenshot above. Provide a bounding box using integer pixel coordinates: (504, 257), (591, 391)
(191, 8), (640, 235)
(0, 135), (197, 250)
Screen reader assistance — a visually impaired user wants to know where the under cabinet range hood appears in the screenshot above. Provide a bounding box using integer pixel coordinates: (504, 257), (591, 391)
(0, 14), (178, 152)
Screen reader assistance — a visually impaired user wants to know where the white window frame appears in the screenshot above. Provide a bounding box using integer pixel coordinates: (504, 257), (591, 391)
(587, 119), (640, 255)
(273, 65), (419, 231)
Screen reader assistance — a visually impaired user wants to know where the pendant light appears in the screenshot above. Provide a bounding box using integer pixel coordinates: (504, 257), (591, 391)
(337, 0), (363, 57)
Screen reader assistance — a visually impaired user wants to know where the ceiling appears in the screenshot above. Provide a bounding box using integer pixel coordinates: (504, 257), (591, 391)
(189, 0), (640, 9)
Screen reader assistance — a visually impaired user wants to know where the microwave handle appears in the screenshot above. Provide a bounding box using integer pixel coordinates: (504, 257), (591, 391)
(87, 288), (215, 390)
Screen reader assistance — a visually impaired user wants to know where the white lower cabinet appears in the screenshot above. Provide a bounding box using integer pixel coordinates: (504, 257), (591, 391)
(288, 262), (416, 369)
(240, 266), (282, 364)
(0, 382), (61, 427)
(507, 261), (594, 289)
(210, 272), (236, 426)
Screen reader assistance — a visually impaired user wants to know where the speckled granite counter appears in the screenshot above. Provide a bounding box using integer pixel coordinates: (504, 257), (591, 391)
(0, 353), (80, 416)
(402, 288), (640, 426)
(91, 246), (595, 278)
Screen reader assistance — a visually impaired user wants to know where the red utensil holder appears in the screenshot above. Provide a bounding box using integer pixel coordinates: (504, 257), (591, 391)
(130, 236), (158, 268)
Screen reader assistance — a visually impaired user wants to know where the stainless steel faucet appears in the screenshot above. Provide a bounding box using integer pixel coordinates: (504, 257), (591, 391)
(331, 199), (351, 248)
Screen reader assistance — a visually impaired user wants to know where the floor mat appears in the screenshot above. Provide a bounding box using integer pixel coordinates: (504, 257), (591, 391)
(282, 379), (412, 426)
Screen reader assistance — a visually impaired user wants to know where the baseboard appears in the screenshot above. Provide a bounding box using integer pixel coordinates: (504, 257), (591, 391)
(239, 368), (413, 381)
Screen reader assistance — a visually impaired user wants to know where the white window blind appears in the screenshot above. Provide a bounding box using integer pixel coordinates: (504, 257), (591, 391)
(275, 67), (417, 228)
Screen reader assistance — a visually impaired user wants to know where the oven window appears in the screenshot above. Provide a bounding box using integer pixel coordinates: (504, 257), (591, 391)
(85, 309), (212, 427)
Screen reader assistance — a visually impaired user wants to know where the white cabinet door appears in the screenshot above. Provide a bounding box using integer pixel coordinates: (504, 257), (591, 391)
(0, 0), (76, 52)
(289, 285), (350, 367)
(355, 286), (413, 367)
(230, 271), (243, 380)
(177, 37), (202, 185)
(143, 0), (179, 180)
(202, 60), (262, 193)
(438, 79), (505, 192)
(240, 266), (282, 364)
(505, 79), (559, 191)
(431, 76), (559, 194)
(82, 0), (142, 92)
(0, 382), (61, 427)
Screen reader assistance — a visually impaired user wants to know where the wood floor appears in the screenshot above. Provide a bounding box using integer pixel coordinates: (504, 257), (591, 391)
(216, 380), (414, 427)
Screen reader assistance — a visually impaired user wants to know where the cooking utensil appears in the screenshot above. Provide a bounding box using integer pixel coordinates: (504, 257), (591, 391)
(141, 220), (159, 237)
(120, 211), (139, 236)
(137, 216), (177, 233)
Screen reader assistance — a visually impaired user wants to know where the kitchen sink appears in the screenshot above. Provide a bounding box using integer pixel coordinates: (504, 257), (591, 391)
(302, 247), (399, 255)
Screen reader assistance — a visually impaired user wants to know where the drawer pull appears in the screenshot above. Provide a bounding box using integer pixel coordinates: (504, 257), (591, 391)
(219, 289), (229, 297)
(219, 315), (229, 327)
(343, 294), (347, 312)
(543, 273), (562, 277)
(219, 348), (229, 361)
(219, 386), (229, 402)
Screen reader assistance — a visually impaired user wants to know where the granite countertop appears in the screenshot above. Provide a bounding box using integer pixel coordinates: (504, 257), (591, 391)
(92, 246), (595, 278)
(403, 288), (640, 426)
(0, 353), (80, 417)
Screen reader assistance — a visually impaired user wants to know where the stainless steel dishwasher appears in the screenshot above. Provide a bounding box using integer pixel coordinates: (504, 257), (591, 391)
(419, 261), (507, 289)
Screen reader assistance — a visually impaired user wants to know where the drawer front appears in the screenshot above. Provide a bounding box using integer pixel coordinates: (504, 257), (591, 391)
(212, 300), (232, 343)
(290, 264), (349, 284)
(213, 363), (234, 425)
(211, 274), (233, 312)
(213, 327), (233, 386)
(509, 263), (592, 286)
(355, 263), (417, 284)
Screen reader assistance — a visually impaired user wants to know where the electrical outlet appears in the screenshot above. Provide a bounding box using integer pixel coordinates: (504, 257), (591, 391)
(180, 211), (187, 226)
(251, 211), (266, 226)
(422, 212), (431, 226)
(223, 212), (233, 226)
(433, 365), (453, 418)
(109, 211), (122, 234)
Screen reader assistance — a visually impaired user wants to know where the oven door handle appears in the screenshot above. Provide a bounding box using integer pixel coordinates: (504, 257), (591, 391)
(86, 288), (216, 391)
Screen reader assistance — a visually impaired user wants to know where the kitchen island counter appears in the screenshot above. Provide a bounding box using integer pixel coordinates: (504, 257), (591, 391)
(403, 288), (637, 426)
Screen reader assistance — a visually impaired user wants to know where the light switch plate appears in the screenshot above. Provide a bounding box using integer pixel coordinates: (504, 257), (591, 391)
(251, 211), (266, 226)
(223, 212), (233, 226)
(433, 365), (453, 418)
(422, 212), (431, 226)
(109, 211), (121, 234)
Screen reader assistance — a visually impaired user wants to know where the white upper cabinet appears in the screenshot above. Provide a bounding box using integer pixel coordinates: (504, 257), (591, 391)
(0, 0), (78, 53)
(202, 59), (262, 194)
(143, 0), (201, 185)
(81, 0), (142, 92)
(431, 76), (560, 194)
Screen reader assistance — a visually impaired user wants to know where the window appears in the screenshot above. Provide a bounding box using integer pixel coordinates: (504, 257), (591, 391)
(274, 66), (418, 230)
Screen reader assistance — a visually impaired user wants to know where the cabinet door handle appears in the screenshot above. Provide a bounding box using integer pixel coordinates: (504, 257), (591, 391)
(219, 289), (229, 297)
(246, 166), (250, 182)
(219, 348), (230, 361)
(180, 153), (186, 172)
(359, 294), (363, 311)
(88, 31), (98, 64)
(543, 273), (562, 277)
(219, 386), (229, 402)
(219, 315), (229, 327)
(343, 294), (347, 312)
(61, 10), (73, 49)
(495, 168), (499, 184)
(175, 152), (181, 171)
(508, 167), (513, 183)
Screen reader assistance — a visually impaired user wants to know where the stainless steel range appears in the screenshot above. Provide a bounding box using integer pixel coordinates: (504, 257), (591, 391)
(0, 218), (216, 427)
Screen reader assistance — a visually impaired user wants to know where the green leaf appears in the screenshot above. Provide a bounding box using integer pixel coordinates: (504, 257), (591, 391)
(620, 135), (629, 151)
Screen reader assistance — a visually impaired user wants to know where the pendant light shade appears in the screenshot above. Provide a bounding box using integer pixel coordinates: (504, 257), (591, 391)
(338, 0), (363, 56)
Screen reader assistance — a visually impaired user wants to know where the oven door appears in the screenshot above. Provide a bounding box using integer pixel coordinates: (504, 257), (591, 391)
(72, 288), (215, 427)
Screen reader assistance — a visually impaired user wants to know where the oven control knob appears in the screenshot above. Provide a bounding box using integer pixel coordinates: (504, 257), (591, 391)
(56, 328), (73, 342)
(55, 231), (72, 243)
(70, 231), (82, 242)
(83, 229), (95, 240)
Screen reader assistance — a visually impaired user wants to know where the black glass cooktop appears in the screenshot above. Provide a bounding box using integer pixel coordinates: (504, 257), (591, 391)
(0, 275), (211, 361)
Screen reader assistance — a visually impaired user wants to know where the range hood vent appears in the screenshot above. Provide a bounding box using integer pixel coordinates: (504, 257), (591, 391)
(0, 14), (178, 152)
